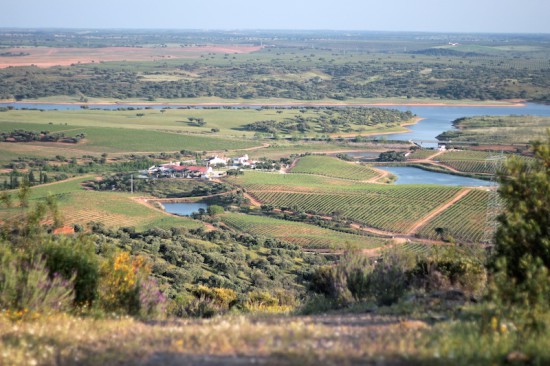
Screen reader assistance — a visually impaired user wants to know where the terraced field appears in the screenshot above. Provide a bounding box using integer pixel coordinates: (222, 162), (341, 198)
(415, 189), (490, 243)
(291, 155), (379, 181)
(222, 213), (387, 250)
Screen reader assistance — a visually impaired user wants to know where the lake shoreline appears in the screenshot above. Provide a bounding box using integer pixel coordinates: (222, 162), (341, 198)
(0, 99), (527, 108)
(329, 117), (425, 138)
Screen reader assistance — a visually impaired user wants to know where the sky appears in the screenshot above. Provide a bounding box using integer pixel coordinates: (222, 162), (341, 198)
(3, 0), (550, 34)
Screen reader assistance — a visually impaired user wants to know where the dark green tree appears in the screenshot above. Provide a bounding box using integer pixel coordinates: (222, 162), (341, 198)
(17, 179), (31, 207)
(489, 134), (550, 327)
(493, 136), (550, 282)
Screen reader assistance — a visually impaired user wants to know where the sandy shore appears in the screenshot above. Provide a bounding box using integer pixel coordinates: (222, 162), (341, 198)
(328, 117), (425, 138)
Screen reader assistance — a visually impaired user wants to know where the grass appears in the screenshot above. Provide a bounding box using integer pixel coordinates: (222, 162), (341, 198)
(246, 141), (389, 160)
(0, 176), (203, 230)
(0, 312), (422, 366)
(1, 310), (548, 366)
(0, 120), (259, 154)
(222, 212), (387, 250)
(0, 106), (416, 140)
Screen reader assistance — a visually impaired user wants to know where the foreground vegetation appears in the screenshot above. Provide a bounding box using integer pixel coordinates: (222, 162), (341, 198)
(2, 311), (550, 366)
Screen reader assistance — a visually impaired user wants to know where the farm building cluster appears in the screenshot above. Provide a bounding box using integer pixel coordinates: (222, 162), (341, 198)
(142, 154), (256, 179)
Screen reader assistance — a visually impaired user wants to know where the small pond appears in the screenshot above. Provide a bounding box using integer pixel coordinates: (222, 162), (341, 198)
(163, 202), (209, 216)
(378, 166), (493, 186)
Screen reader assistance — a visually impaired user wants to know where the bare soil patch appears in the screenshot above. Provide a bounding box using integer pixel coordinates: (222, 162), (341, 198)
(0, 45), (262, 68)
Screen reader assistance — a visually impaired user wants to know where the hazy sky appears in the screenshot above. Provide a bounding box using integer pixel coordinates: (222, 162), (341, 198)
(3, 0), (550, 33)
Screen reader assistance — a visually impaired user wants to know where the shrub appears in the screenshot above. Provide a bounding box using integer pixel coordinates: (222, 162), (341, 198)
(0, 248), (74, 315)
(369, 255), (409, 306)
(98, 252), (164, 317)
(42, 236), (100, 306)
(138, 277), (166, 318)
(488, 135), (550, 331)
(308, 249), (418, 308)
(184, 285), (238, 318)
(410, 246), (487, 297)
(243, 289), (297, 313)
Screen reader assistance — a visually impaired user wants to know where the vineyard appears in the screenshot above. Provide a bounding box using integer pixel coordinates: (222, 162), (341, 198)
(415, 189), (490, 243)
(436, 151), (535, 175)
(436, 151), (501, 174)
(233, 171), (462, 233)
(222, 213), (387, 250)
(291, 155), (380, 181)
(395, 242), (434, 255)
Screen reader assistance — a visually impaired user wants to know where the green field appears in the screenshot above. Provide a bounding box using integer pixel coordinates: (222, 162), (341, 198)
(222, 213), (387, 250)
(0, 105), (413, 140)
(246, 142), (391, 160)
(0, 119), (260, 155)
(437, 115), (550, 144)
(0, 177), (202, 230)
(291, 155), (379, 181)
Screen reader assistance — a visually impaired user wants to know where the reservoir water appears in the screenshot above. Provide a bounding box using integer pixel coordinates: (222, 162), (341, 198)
(378, 166), (493, 186)
(380, 103), (550, 143)
(163, 202), (208, 216)
(2, 102), (550, 143)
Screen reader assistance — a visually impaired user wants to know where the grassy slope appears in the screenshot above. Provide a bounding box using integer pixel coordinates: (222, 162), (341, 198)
(0, 107), (416, 140)
(0, 177), (202, 230)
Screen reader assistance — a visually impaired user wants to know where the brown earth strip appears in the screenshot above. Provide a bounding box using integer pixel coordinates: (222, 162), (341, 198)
(407, 188), (472, 235)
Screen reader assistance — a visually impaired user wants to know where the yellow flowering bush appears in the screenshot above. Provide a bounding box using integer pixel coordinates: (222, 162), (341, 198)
(99, 252), (150, 315)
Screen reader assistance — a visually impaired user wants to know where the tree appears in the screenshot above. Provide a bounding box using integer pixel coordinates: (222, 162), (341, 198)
(0, 191), (11, 208)
(489, 134), (550, 321)
(207, 205), (224, 216)
(17, 179), (31, 207)
(493, 135), (550, 281)
(377, 151), (406, 162)
(28, 170), (36, 184)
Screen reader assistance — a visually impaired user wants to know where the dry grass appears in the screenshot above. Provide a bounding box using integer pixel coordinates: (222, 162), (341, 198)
(0, 312), (429, 366)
